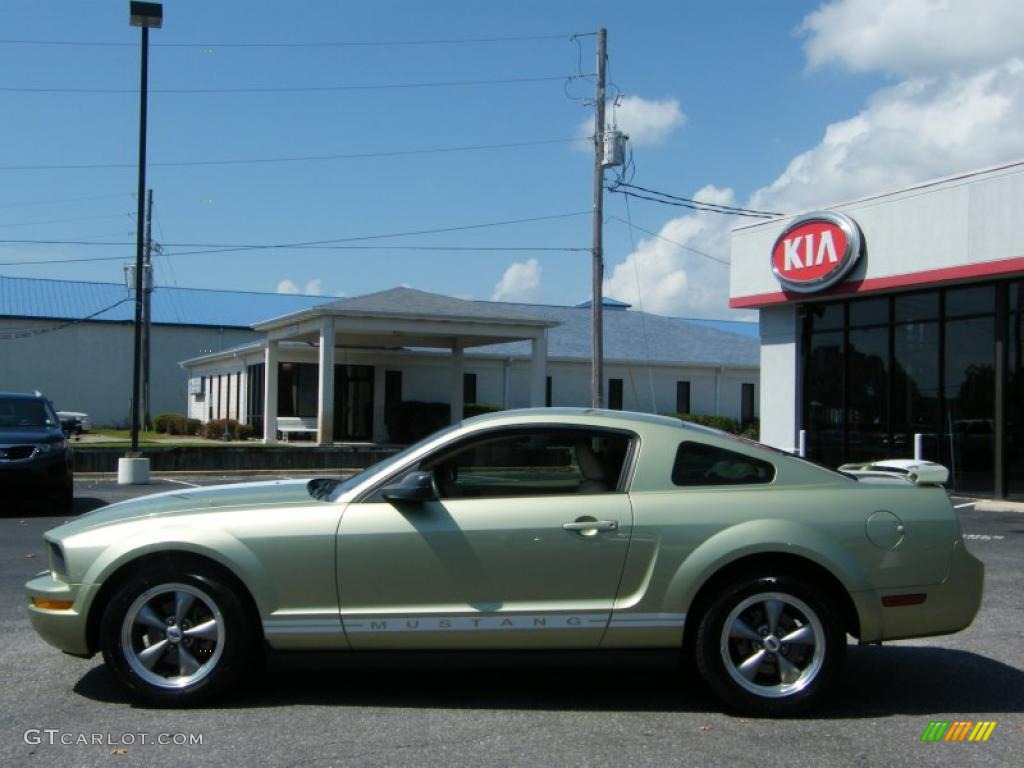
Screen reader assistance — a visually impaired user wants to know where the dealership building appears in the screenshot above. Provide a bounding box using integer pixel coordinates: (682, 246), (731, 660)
(730, 160), (1024, 497)
(0, 277), (759, 440)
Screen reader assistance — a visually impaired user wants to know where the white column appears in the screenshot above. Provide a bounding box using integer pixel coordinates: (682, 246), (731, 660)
(450, 340), (464, 424)
(317, 316), (336, 445)
(529, 330), (547, 407)
(263, 340), (279, 444)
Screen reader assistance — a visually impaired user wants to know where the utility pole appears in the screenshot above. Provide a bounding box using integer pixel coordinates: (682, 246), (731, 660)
(142, 189), (153, 431)
(590, 27), (607, 408)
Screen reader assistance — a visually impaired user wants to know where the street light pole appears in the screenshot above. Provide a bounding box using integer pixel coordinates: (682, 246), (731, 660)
(128, 2), (161, 454)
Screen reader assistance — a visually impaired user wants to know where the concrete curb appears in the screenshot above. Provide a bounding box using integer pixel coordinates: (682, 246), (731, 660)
(973, 500), (1024, 513)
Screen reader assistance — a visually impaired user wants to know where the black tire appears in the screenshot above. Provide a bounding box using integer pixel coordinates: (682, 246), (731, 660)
(694, 574), (845, 716)
(99, 564), (253, 706)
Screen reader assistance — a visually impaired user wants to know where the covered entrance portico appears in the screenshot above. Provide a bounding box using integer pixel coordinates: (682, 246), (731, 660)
(252, 288), (557, 445)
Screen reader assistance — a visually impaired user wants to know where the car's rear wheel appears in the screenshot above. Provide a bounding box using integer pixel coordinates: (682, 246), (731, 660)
(694, 575), (845, 716)
(99, 565), (252, 706)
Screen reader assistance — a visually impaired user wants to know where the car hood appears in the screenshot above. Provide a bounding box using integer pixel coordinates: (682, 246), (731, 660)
(0, 427), (61, 443)
(49, 478), (333, 537)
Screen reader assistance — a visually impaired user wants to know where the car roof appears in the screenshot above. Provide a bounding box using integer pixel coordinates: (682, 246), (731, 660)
(460, 407), (691, 431)
(0, 391), (48, 401)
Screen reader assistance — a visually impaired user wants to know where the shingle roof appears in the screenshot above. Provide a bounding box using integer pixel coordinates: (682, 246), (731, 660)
(273, 286), (551, 325)
(474, 301), (759, 367)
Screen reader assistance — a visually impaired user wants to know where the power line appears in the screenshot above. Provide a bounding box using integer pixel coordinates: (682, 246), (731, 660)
(0, 137), (587, 171)
(0, 212), (133, 230)
(607, 182), (783, 219)
(0, 210), (592, 265)
(0, 192), (132, 210)
(607, 214), (730, 267)
(0, 245), (586, 267)
(1, 74), (582, 94)
(0, 296), (132, 341)
(0, 34), (569, 48)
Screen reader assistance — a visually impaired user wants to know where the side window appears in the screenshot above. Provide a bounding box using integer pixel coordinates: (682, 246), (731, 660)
(672, 441), (775, 487)
(419, 428), (632, 499)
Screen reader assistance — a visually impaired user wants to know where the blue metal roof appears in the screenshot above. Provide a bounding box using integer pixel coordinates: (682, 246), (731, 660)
(3, 275), (759, 368)
(0, 275), (325, 328)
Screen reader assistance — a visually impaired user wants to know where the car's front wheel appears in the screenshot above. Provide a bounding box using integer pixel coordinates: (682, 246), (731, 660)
(99, 565), (252, 706)
(694, 575), (845, 716)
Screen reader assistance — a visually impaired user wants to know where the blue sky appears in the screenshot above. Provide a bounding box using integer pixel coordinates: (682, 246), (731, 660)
(2, 1), (1021, 318)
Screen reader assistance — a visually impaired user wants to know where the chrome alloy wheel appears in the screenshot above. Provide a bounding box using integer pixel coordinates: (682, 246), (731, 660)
(121, 583), (225, 690)
(719, 591), (825, 699)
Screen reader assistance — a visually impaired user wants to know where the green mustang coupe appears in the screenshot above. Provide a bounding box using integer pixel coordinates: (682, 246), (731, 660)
(26, 409), (983, 714)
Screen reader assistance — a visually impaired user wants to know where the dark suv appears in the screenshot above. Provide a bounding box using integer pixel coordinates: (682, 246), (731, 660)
(0, 392), (73, 514)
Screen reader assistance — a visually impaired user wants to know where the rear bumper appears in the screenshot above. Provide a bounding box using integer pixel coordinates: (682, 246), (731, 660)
(858, 539), (984, 642)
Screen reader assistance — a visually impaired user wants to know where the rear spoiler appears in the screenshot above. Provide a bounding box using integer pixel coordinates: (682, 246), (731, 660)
(838, 459), (949, 487)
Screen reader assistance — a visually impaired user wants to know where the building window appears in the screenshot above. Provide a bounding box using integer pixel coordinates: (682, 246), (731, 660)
(741, 383), (755, 424)
(546, 376), (552, 407)
(676, 381), (691, 414)
(278, 362), (318, 418)
(463, 373), (477, 405)
(608, 378), (623, 410)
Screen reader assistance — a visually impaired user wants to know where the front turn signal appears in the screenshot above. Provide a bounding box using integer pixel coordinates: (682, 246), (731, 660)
(31, 597), (73, 610)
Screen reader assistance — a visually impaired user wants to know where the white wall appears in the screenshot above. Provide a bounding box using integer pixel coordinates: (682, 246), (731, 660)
(757, 305), (800, 452)
(0, 319), (258, 426)
(186, 345), (760, 442)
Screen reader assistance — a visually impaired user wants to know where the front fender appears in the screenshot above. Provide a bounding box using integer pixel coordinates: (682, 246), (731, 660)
(80, 525), (277, 617)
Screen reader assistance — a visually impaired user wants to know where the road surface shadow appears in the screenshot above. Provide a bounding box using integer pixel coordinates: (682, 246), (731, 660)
(1, 497), (105, 518)
(74, 644), (1024, 717)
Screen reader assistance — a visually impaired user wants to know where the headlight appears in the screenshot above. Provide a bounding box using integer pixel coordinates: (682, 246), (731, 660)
(36, 439), (67, 453)
(47, 541), (67, 581)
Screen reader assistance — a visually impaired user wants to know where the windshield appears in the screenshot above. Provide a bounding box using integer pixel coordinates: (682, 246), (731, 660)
(0, 399), (58, 429)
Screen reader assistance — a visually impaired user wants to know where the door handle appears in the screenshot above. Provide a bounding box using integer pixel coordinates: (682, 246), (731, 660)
(562, 518), (618, 533)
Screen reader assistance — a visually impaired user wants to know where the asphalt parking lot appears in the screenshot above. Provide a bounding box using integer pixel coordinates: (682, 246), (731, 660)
(1, 476), (1022, 767)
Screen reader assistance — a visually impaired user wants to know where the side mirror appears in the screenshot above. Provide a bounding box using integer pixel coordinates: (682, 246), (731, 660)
(381, 471), (438, 503)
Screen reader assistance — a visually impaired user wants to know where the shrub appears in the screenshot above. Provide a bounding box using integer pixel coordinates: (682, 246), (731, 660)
(464, 403), (503, 419)
(664, 412), (741, 435)
(154, 413), (190, 435)
(187, 418), (202, 436)
(201, 418), (251, 440)
(386, 401), (450, 444)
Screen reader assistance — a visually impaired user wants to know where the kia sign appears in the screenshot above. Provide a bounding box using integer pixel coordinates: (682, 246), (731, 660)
(771, 211), (863, 293)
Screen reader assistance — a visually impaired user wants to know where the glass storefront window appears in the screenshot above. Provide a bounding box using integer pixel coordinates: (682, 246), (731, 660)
(946, 285), (995, 317)
(892, 322), (940, 461)
(943, 316), (996, 495)
(805, 331), (845, 469)
(849, 298), (889, 327)
(802, 282), (1001, 495)
(807, 303), (844, 332)
(847, 327), (889, 462)
(894, 291), (939, 323)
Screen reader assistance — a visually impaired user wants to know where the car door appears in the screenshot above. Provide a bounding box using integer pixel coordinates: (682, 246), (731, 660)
(337, 426), (635, 649)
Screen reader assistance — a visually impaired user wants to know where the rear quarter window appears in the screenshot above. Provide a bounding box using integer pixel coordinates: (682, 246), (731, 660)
(672, 441), (775, 486)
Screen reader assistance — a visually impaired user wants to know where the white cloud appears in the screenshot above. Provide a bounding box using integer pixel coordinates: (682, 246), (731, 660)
(604, 186), (740, 318)
(750, 60), (1024, 214)
(276, 277), (324, 295)
(491, 259), (542, 302)
(801, 0), (1024, 76)
(577, 96), (686, 148)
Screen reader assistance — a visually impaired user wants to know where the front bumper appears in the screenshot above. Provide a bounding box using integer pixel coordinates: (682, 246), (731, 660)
(25, 572), (95, 657)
